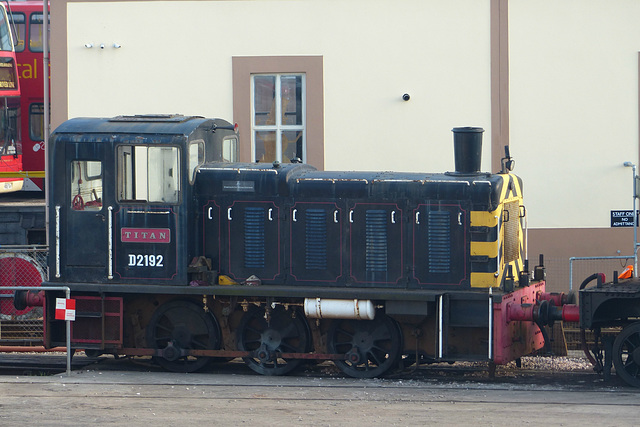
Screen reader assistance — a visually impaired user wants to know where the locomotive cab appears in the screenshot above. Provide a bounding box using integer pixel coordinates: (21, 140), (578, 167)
(47, 114), (238, 287)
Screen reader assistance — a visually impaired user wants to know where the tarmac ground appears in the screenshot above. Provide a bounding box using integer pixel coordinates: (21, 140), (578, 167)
(0, 352), (638, 426)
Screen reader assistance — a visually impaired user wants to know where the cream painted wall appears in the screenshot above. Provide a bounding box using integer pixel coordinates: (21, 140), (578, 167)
(65, 0), (492, 174)
(509, 0), (640, 228)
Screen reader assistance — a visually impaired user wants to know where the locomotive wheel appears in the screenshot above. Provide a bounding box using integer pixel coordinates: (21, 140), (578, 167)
(236, 305), (311, 376)
(612, 322), (640, 387)
(328, 315), (401, 378)
(146, 300), (221, 373)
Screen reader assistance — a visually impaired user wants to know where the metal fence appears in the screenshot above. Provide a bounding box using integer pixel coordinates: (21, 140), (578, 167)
(539, 256), (635, 293)
(0, 246), (47, 345)
(569, 255), (635, 291)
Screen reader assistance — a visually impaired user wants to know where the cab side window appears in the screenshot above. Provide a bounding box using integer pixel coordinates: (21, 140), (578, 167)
(222, 136), (238, 162)
(117, 145), (180, 204)
(70, 160), (103, 211)
(188, 140), (204, 183)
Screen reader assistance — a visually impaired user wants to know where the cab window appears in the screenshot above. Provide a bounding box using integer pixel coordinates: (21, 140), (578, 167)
(188, 140), (204, 183)
(222, 136), (238, 162)
(70, 160), (103, 211)
(117, 145), (180, 204)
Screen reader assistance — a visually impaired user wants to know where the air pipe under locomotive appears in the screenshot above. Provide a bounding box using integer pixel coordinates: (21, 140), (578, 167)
(15, 115), (579, 379)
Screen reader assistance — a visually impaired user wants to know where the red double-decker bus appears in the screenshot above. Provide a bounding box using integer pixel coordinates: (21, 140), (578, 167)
(0, 2), (21, 193)
(6, 1), (47, 192)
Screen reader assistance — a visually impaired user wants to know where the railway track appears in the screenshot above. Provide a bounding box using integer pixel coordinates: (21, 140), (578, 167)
(0, 352), (98, 375)
(0, 350), (609, 388)
(0, 354), (637, 426)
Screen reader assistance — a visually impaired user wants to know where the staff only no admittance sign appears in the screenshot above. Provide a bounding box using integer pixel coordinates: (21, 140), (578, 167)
(611, 210), (639, 227)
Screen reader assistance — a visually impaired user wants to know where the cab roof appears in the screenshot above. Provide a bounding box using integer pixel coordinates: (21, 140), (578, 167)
(51, 115), (233, 137)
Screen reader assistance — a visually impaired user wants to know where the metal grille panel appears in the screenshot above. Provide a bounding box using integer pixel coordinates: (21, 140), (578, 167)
(503, 201), (520, 263)
(244, 207), (265, 268)
(365, 210), (388, 272)
(428, 211), (451, 273)
(305, 209), (327, 270)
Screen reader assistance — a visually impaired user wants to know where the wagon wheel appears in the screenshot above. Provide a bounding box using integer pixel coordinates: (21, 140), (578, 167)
(328, 315), (402, 378)
(146, 300), (221, 373)
(612, 321), (640, 387)
(236, 305), (311, 376)
(84, 349), (103, 358)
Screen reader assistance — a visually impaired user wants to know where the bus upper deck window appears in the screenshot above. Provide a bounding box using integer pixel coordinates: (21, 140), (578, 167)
(9, 13), (25, 52)
(0, 10), (11, 51)
(29, 12), (49, 53)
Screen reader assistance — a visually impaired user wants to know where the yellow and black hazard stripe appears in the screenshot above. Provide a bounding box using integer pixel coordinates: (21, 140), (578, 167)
(469, 173), (524, 289)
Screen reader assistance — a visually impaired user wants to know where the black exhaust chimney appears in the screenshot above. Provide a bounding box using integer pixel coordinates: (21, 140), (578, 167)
(452, 127), (484, 174)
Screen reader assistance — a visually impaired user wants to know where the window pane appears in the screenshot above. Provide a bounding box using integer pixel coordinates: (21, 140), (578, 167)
(0, 10), (11, 51)
(0, 100), (20, 155)
(29, 103), (44, 141)
(117, 145), (180, 204)
(148, 146), (180, 203)
(254, 75), (275, 126)
(188, 140), (204, 182)
(281, 75), (303, 126)
(282, 130), (303, 163)
(29, 13), (49, 53)
(255, 131), (276, 163)
(222, 137), (237, 162)
(134, 146), (149, 200)
(70, 160), (102, 211)
(9, 13), (26, 52)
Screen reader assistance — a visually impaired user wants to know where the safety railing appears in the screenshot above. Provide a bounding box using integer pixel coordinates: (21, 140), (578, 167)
(0, 246), (73, 375)
(0, 246), (47, 340)
(569, 255), (634, 291)
(1, 285), (72, 375)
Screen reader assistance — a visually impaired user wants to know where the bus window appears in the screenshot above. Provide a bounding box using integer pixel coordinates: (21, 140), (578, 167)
(29, 12), (49, 53)
(70, 160), (103, 211)
(0, 8), (12, 51)
(117, 145), (180, 204)
(8, 13), (25, 52)
(0, 99), (20, 155)
(29, 103), (44, 141)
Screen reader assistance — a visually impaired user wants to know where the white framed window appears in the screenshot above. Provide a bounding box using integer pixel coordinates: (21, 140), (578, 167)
(251, 74), (306, 164)
(188, 139), (204, 184)
(117, 145), (180, 204)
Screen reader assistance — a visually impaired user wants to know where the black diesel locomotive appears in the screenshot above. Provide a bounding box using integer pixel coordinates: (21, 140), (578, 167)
(17, 115), (579, 378)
